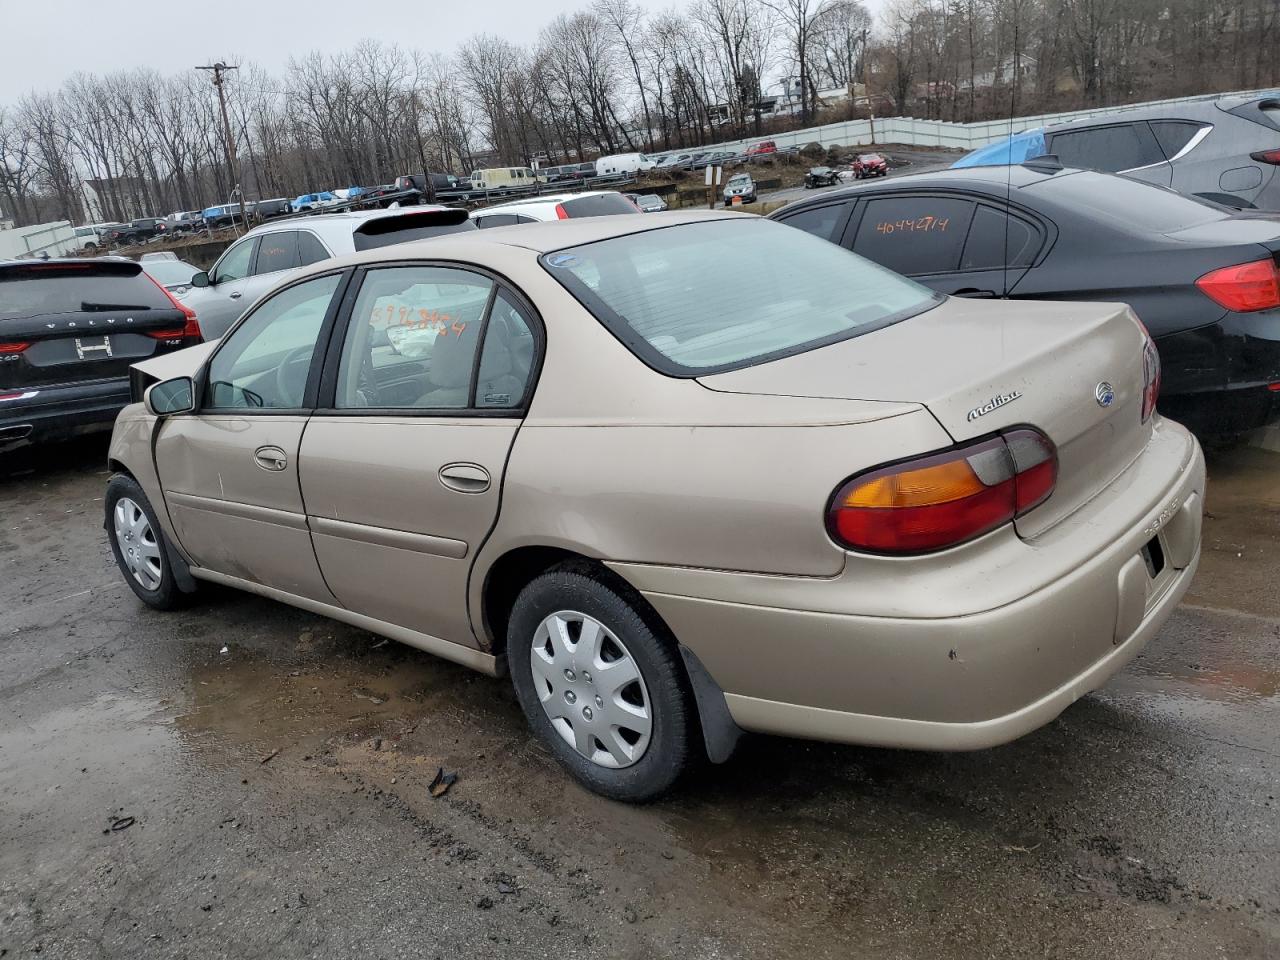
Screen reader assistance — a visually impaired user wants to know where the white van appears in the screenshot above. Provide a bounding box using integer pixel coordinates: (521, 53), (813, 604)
(594, 153), (657, 176)
(469, 167), (537, 190)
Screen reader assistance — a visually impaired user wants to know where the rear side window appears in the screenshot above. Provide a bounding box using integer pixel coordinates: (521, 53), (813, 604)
(960, 206), (1041, 270)
(1047, 122), (1164, 172)
(298, 232), (330, 266)
(255, 231), (300, 275)
(541, 218), (938, 375)
(559, 193), (639, 217)
(0, 263), (169, 321)
(850, 196), (976, 276)
(775, 202), (852, 241)
(1150, 120), (1206, 159)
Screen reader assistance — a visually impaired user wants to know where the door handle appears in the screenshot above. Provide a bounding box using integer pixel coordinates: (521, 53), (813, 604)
(229, 291), (243, 299)
(254, 445), (288, 472)
(954, 288), (997, 299)
(439, 462), (491, 494)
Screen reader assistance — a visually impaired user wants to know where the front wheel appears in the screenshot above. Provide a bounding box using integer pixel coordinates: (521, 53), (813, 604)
(508, 568), (694, 801)
(105, 474), (191, 610)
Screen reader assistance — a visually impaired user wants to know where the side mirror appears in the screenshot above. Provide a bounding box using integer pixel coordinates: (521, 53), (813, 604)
(191, 271), (210, 288)
(145, 377), (195, 417)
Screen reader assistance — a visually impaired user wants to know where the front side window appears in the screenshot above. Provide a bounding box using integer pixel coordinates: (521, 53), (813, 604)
(213, 237), (257, 284)
(850, 196), (976, 276)
(205, 273), (341, 410)
(542, 218), (938, 376)
(334, 266), (495, 409)
(776, 202), (853, 242)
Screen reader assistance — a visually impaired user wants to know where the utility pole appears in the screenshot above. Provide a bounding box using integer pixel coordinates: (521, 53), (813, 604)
(196, 62), (248, 232)
(862, 28), (876, 146)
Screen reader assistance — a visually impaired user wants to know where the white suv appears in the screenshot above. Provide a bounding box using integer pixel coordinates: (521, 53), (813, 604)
(470, 191), (641, 228)
(184, 207), (475, 339)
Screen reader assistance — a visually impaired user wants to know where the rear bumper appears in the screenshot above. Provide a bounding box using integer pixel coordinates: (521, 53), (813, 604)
(0, 378), (130, 449)
(610, 418), (1205, 750)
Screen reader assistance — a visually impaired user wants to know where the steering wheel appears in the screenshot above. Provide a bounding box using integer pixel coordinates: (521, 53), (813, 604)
(275, 345), (313, 403)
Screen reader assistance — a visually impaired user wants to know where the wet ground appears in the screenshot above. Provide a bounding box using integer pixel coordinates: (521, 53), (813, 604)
(1, 437), (1277, 959)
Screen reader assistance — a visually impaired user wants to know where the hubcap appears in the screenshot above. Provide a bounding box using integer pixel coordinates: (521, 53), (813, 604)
(529, 611), (652, 769)
(113, 497), (162, 591)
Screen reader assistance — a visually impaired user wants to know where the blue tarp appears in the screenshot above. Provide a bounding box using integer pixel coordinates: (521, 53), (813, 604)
(952, 129), (1048, 168)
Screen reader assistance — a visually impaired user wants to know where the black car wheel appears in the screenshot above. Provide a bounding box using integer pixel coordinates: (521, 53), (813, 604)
(508, 565), (695, 802)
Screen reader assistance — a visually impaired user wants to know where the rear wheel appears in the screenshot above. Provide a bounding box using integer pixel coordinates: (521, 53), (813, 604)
(106, 474), (191, 610)
(508, 568), (693, 801)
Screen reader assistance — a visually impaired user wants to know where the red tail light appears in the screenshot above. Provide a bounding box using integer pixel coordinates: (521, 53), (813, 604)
(144, 272), (202, 342)
(826, 428), (1057, 555)
(0, 341), (31, 354)
(1134, 317), (1161, 423)
(1249, 148), (1280, 165)
(1195, 258), (1280, 312)
(554, 203), (570, 220)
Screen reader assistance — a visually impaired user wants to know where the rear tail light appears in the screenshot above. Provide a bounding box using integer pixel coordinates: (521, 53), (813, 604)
(0, 341), (31, 354)
(1135, 317), (1161, 423)
(826, 428), (1057, 555)
(144, 272), (202, 342)
(1249, 148), (1280, 164)
(554, 203), (570, 220)
(1195, 258), (1280, 312)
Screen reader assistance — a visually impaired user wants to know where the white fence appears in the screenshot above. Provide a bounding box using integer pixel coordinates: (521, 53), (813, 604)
(685, 86), (1280, 155)
(0, 221), (79, 259)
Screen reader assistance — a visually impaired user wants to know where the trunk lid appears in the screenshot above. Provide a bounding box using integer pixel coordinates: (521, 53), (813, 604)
(0, 260), (189, 391)
(698, 297), (1151, 539)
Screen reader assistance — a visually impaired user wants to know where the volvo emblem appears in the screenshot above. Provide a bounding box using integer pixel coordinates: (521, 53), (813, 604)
(1095, 381), (1115, 408)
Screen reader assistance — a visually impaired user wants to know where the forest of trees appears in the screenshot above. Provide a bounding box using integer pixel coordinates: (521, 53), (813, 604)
(0, 0), (1277, 227)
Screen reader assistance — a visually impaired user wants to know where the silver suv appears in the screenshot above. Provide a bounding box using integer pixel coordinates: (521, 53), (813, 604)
(184, 207), (475, 338)
(958, 92), (1280, 209)
(723, 172), (757, 206)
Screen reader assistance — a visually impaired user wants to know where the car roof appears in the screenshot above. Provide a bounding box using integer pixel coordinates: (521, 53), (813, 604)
(475, 191), (624, 212)
(244, 204), (460, 236)
(315, 210), (745, 271)
(1042, 91), (1279, 130)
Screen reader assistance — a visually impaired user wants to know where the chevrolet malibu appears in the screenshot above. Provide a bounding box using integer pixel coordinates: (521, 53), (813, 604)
(105, 211), (1204, 801)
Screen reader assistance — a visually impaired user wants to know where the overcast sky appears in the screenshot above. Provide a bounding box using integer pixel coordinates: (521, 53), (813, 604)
(2, 0), (890, 100)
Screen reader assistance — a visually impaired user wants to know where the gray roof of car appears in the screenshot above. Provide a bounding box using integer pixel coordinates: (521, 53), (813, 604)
(1044, 91), (1279, 130)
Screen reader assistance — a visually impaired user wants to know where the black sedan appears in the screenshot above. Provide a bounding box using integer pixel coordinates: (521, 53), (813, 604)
(804, 167), (841, 189)
(770, 163), (1280, 439)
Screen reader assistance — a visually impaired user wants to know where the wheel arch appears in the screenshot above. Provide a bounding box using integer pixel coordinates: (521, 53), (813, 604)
(478, 544), (743, 763)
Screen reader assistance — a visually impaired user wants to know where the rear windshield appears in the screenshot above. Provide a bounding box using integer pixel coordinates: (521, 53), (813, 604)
(540, 219), (939, 375)
(1033, 171), (1227, 232)
(353, 216), (477, 251)
(0, 263), (169, 321)
(560, 193), (639, 218)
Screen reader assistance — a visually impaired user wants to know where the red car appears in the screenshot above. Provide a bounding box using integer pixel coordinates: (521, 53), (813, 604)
(853, 153), (888, 178)
(746, 140), (777, 158)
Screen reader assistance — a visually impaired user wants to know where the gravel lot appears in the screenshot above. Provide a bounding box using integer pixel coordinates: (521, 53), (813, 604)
(1, 436), (1277, 959)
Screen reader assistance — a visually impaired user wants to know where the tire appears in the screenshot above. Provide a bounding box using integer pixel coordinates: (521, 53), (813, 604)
(105, 473), (191, 610)
(508, 567), (694, 801)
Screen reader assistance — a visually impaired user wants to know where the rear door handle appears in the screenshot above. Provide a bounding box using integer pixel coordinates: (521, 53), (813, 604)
(254, 445), (288, 472)
(954, 288), (997, 299)
(229, 291), (243, 300)
(439, 462), (491, 494)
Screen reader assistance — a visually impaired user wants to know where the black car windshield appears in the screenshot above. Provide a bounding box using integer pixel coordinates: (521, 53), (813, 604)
(540, 218), (939, 375)
(1033, 170), (1228, 233)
